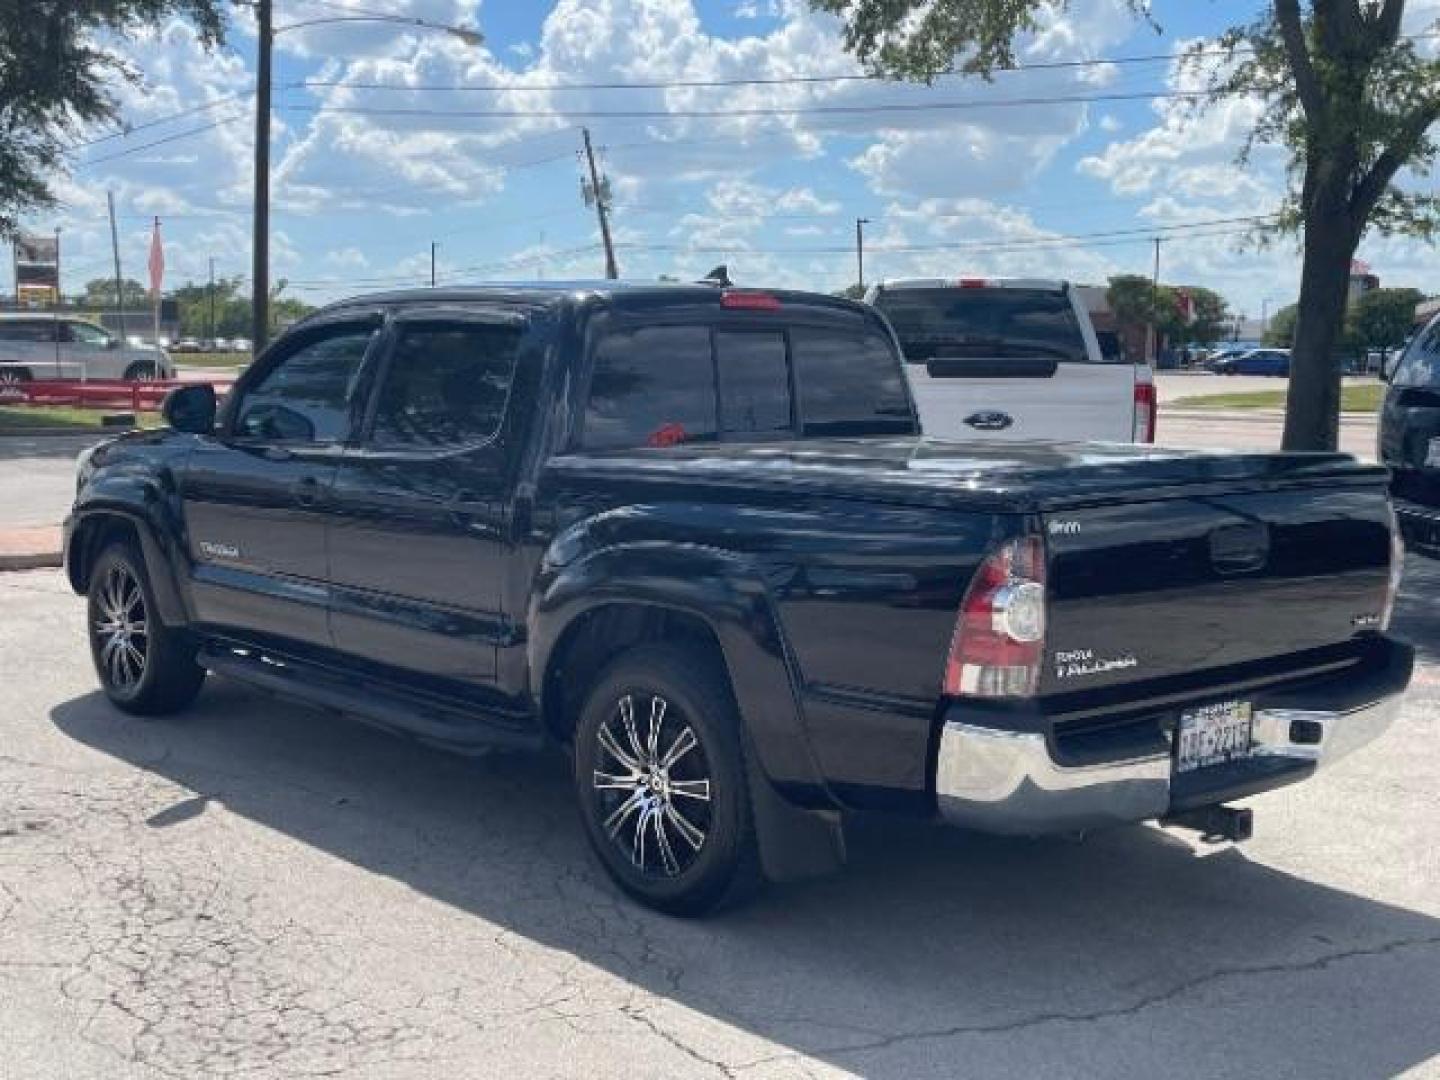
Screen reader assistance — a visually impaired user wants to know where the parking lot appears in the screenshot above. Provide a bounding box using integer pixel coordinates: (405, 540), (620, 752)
(2, 549), (1439, 1078)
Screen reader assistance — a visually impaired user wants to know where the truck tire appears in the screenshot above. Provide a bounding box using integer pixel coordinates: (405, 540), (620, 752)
(87, 542), (205, 716)
(573, 644), (762, 916)
(123, 361), (159, 382)
(0, 367), (32, 385)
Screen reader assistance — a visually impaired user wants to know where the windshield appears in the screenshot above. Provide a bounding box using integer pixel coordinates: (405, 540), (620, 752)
(874, 287), (1092, 363)
(1393, 314), (1440, 387)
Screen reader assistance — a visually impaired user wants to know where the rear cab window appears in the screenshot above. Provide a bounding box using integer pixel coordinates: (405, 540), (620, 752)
(872, 286), (1097, 365)
(579, 307), (915, 450)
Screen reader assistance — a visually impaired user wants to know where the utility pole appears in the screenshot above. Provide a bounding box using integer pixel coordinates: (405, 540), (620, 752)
(430, 241), (437, 287)
(106, 192), (126, 341)
(855, 217), (870, 293)
(580, 128), (618, 279)
(251, 0), (272, 353)
(1148, 236), (1163, 367)
(208, 257), (216, 343)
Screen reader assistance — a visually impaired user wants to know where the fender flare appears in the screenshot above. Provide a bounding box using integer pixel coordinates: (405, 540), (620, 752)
(67, 492), (191, 628)
(528, 541), (835, 809)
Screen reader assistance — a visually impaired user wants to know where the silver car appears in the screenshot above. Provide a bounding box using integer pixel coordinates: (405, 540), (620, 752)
(0, 314), (174, 384)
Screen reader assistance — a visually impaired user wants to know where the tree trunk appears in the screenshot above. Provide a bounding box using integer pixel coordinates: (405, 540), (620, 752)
(1282, 198), (1356, 452)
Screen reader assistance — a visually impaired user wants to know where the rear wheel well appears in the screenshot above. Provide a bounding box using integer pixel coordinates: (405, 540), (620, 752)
(542, 604), (728, 745)
(69, 515), (141, 594)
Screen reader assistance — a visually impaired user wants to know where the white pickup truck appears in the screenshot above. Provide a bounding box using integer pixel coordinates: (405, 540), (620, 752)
(864, 278), (1156, 443)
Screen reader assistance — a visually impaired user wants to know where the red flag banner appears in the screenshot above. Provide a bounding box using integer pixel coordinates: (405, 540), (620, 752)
(148, 217), (164, 297)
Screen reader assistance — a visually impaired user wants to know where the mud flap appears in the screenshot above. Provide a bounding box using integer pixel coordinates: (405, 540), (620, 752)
(745, 741), (846, 883)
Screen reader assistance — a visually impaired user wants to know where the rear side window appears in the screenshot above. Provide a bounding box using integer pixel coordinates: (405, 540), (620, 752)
(583, 326), (717, 449)
(371, 322), (521, 448)
(792, 327), (913, 436)
(875, 287), (1091, 363)
(1394, 315), (1440, 387)
(235, 326), (375, 443)
(716, 331), (792, 436)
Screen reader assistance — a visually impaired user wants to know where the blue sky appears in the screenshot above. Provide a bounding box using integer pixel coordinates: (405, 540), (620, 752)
(22, 0), (1440, 318)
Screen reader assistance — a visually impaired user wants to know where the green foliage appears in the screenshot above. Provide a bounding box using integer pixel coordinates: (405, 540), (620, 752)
(169, 276), (313, 337)
(1265, 303), (1299, 347)
(1106, 275), (1230, 348)
(1345, 286), (1423, 352)
(80, 276), (148, 308)
(0, 1), (227, 238)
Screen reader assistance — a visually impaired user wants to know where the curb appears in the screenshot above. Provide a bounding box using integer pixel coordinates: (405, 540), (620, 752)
(1164, 408), (1378, 425)
(0, 525), (64, 573)
(0, 550), (62, 571)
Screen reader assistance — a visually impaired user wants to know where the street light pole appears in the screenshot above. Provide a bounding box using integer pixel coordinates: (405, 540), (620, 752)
(251, 10), (480, 352)
(431, 241), (437, 287)
(855, 217), (870, 292)
(251, 0), (272, 353)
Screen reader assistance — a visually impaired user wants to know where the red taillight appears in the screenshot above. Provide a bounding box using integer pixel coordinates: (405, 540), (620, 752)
(943, 535), (1047, 699)
(720, 290), (781, 311)
(956, 277), (989, 289)
(1133, 376), (1157, 443)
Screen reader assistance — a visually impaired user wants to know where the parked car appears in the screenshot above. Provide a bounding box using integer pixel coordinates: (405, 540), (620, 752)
(864, 277), (1156, 442)
(211, 337), (232, 352)
(0, 313), (174, 384)
(1380, 310), (1440, 555)
(173, 337), (202, 353)
(229, 337), (252, 354)
(1212, 348), (1291, 376)
(65, 282), (1409, 915)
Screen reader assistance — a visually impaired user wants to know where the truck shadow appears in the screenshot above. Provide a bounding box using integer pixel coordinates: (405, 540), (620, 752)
(51, 686), (1440, 1078)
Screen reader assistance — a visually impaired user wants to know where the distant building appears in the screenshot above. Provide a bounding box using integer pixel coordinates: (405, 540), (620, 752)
(1348, 260), (1379, 305)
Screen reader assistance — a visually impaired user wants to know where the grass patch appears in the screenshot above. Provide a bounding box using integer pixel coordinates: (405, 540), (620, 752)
(0, 405), (162, 431)
(1172, 384), (1384, 413)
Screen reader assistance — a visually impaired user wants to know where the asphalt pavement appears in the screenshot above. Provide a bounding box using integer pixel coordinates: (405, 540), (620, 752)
(1, 560), (1439, 1078)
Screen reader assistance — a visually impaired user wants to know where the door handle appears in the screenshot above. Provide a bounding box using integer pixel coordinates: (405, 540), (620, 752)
(292, 476), (324, 507)
(964, 410), (1014, 431)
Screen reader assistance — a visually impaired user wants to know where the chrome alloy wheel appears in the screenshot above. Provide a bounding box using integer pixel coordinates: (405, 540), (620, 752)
(93, 564), (148, 692)
(592, 693), (713, 878)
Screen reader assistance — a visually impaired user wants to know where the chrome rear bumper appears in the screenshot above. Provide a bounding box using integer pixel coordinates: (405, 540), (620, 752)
(935, 691), (1405, 834)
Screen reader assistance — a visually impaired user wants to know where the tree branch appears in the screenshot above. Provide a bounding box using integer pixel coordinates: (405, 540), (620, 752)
(1373, 0), (1406, 48)
(1276, 0), (1324, 119)
(1351, 100), (1440, 221)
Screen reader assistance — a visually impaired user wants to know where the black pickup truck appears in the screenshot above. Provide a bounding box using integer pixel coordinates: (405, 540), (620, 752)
(65, 283), (1411, 915)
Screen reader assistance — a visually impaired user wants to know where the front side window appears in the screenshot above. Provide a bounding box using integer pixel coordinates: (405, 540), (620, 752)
(68, 322), (110, 348)
(582, 326), (717, 449)
(370, 322), (522, 448)
(1393, 316), (1440, 387)
(234, 326), (375, 443)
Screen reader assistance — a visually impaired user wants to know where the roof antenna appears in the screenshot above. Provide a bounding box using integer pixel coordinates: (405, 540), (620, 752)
(698, 264), (732, 288)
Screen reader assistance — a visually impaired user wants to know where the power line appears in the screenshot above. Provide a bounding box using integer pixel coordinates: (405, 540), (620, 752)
(67, 96), (242, 152)
(280, 87), (1220, 122)
(620, 214), (1279, 257)
(75, 115), (248, 169)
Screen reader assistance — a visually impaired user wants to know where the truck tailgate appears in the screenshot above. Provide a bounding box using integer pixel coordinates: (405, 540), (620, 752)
(1041, 483), (1394, 695)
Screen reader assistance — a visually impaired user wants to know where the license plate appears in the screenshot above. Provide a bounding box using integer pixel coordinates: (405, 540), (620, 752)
(1176, 700), (1253, 774)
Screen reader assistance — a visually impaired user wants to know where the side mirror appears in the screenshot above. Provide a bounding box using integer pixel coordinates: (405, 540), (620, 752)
(162, 384), (217, 434)
(106, 337), (120, 350)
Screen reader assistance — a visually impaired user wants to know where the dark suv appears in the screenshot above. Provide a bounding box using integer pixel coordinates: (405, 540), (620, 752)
(1380, 311), (1440, 554)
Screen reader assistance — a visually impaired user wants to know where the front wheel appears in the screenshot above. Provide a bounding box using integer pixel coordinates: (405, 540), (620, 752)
(123, 361), (159, 382)
(573, 644), (761, 916)
(87, 543), (205, 715)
